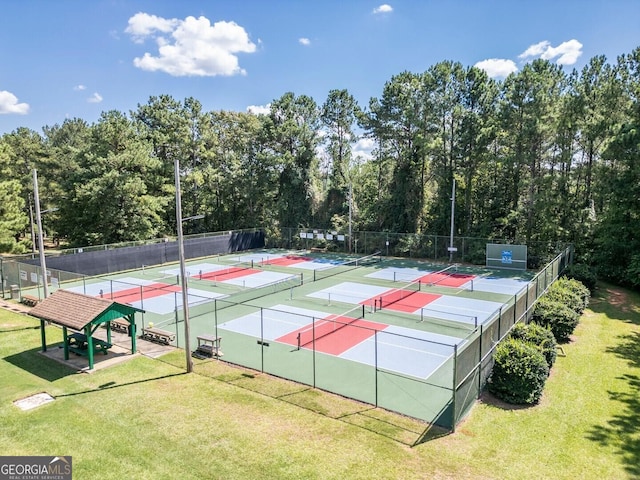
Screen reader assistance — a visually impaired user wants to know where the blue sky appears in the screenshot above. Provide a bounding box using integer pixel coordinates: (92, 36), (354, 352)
(1, 0), (638, 137)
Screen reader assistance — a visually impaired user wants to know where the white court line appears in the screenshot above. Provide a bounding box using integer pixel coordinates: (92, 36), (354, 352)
(308, 281), (389, 305)
(222, 270), (294, 288)
(366, 267), (423, 282)
(375, 339), (451, 358)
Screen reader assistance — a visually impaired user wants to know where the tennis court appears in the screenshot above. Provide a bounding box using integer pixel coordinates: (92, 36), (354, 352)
(218, 303), (464, 379)
(42, 247), (553, 428)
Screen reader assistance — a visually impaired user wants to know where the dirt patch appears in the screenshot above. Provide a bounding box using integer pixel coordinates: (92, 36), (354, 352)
(605, 287), (632, 313)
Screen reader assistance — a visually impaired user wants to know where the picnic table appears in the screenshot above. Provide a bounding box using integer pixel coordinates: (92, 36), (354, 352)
(67, 332), (112, 357)
(109, 318), (131, 334)
(141, 327), (175, 345)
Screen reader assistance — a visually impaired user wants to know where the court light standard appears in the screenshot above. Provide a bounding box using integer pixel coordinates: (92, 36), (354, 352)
(32, 169), (58, 298)
(174, 158), (204, 374)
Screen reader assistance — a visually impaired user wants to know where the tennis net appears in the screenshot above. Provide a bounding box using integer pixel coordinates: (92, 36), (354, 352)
(313, 251), (381, 282)
(194, 260), (255, 282)
(375, 278), (422, 311)
(419, 307), (478, 331)
(296, 305), (365, 350)
(141, 266), (180, 284)
(422, 264), (474, 291)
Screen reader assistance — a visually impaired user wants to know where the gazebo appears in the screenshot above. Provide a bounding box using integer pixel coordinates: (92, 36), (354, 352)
(30, 289), (143, 370)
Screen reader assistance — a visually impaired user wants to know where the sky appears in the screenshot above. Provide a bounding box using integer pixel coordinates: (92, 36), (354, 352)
(0, 0), (638, 140)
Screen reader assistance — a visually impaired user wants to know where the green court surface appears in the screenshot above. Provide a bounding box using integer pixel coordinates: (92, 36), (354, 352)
(27, 248), (554, 429)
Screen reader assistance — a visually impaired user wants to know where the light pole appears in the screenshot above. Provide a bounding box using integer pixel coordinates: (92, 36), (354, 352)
(32, 169), (50, 298)
(448, 178), (456, 263)
(174, 158), (205, 373)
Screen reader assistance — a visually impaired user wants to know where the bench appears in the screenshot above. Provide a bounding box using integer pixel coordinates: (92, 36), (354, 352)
(310, 247), (327, 253)
(110, 318), (131, 334)
(192, 334), (223, 359)
(21, 295), (40, 307)
(67, 332), (112, 356)
(141, 327), (175, 345)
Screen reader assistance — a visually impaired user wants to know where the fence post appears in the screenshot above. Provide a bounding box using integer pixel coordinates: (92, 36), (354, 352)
(452, 343), (458, 432)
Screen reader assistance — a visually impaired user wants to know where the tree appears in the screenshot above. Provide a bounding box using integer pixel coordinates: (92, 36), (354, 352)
(267, 92), (322, 228)
(0, 141), (28, 252)
(320, 89), (360, 224)
(593, 50), (640, 286)
(361, 71), (431, 233)
(497, 60), (566, 245)
(59, 111), (167, 245)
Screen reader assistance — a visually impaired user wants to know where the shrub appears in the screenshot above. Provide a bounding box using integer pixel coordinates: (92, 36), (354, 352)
(545, 280), (586, 315)
(488, 338), (549, 405)
(564, 263), (597, 293)
(556, 276), (591, 310)
(510, 322), (557, 369)
(532, 296), (580, 343)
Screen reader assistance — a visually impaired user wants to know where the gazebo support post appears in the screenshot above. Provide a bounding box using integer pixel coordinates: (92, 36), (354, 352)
(63, 326), (69, 360)
(129, 314), (137, 354)
(85, 326), (95, 370)
(40, 320), (47, 352)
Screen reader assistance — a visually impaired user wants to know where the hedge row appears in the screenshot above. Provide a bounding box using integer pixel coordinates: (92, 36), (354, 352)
(488, 276), (590, 405)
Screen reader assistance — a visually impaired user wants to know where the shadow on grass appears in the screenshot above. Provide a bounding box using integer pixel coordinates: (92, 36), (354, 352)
(191, 361), (447, 447)
(4, 346), (76, 382)
(0, 325), (41, 333)
(586, 374), (640, 479)
(54, 372), (185, 398)
(586, 285), (640, 478)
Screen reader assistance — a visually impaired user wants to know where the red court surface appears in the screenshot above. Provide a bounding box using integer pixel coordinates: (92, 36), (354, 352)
(418, 272), (474, 288)
(103, 282), (181, 303)
(373, 291), (441, 313)
(263, 255), (311, 266)
(195, 267), (260, 281)
(277, 316), (387, 356)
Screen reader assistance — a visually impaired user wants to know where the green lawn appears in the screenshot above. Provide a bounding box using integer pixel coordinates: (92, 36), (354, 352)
(1, 283), (638, 479)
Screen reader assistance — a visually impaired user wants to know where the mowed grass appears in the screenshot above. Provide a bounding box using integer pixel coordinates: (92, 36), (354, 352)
(0, 283), (638, 479)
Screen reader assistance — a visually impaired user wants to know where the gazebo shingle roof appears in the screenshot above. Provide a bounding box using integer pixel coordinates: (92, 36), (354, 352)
(29, 290), (117, 330)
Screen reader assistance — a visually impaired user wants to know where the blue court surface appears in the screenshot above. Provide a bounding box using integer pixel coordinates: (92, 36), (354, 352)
(218, 304), (463, 380)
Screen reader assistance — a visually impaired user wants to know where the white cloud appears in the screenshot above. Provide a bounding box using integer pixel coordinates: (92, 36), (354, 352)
(519, 39), (583, 65)
(87, 92), (103, 103)
(0, 90), (29, 114)
(373, 4), (393, 14)
(125, 12), (179, 43)
(353, 137), (375, 161)
(299, 37), (311, 46)
(74, 85), (86, 91)
(474, 58), (518, 79)
(247, 104), (270, 115)
(126, 13), (257, 77)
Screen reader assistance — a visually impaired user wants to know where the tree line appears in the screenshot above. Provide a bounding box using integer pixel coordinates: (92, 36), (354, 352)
(0, 48), (638, 287)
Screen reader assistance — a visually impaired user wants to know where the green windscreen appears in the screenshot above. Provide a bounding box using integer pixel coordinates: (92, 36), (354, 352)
(486, 243), (527, 270)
